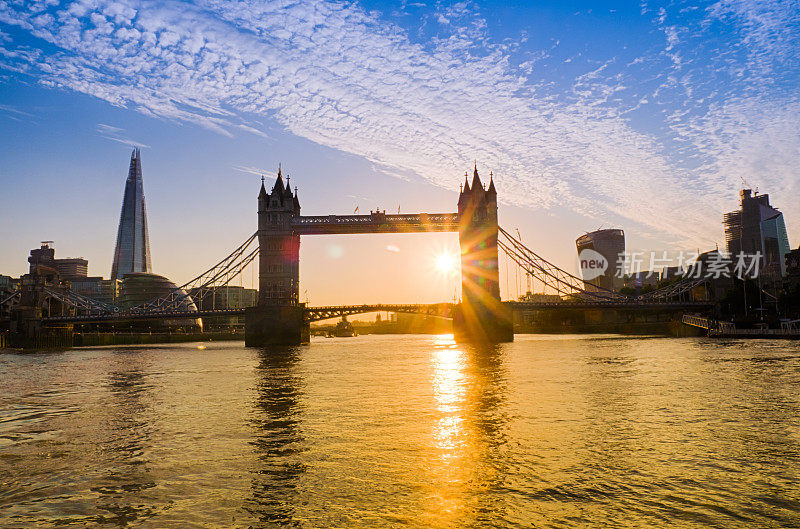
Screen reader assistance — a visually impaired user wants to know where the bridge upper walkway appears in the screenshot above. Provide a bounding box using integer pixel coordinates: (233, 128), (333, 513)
(292, 212), (459, 235)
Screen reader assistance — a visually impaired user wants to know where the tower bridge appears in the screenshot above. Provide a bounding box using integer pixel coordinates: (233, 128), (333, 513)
(4, 163), (714, 347)
(248, 164), (512, 344)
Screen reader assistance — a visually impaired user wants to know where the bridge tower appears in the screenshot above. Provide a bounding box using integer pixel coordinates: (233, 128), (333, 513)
(454, 165), (513, 342)
(257, 167), (300, 305)
(246, 168), (309, 346)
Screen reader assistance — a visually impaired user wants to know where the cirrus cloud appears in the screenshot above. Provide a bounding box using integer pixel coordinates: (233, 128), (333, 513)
(0, 0), (798, 249)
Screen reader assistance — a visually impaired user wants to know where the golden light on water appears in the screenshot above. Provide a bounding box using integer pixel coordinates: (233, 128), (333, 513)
(4, 337), (798, 527)
(431, 334), (466, 459)
(426, 334), (476, 525)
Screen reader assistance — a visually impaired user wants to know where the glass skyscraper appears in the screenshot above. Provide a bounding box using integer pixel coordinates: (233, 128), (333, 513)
(724, 189), (790, 279)
(576, 228), (625, 293)
(111, 148), (152, 281)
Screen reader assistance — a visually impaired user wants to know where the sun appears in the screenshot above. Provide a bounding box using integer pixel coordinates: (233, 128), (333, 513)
(435, 252), (457, 275)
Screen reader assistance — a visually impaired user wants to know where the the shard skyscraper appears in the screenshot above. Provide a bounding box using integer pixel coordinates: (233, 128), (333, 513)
(111, 148), (152, 281)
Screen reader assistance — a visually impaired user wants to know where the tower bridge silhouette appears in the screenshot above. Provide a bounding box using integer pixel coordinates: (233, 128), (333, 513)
(18, 164), (711, 345)
(249, 163), (512, 344)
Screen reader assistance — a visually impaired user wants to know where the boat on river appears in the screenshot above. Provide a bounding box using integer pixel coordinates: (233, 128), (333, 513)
(332, 317), (357, 338)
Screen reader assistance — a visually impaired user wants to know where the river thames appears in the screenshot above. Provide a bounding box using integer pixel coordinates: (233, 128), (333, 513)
(1, 335), (799, 527)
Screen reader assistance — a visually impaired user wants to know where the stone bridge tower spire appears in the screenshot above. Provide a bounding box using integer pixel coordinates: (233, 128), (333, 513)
(455, 164), (513, 342)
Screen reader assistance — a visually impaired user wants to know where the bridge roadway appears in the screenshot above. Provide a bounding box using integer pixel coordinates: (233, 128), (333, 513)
(291, 212), (459, 235)
(41, 300), (713, 324)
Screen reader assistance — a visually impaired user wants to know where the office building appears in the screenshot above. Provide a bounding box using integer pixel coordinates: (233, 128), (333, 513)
(576, 228), (625, 293)
(71, 277), (120, 305)
(724, 189), (790, 280)
(27, 242), (88, 280)
(786, 247), (800, 288)
(660, 266), (683, 282)
(189, 285), (258, 311)
(623, 271), (659, 291)
(52, 258), (88, 280)
(111, 148), (152, 281)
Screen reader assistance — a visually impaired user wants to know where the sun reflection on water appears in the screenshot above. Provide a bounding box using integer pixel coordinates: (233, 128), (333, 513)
(426, 335), (475, 525)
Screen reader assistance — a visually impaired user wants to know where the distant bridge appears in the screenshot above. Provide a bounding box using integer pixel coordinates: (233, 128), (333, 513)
(304, 303), (454, 322)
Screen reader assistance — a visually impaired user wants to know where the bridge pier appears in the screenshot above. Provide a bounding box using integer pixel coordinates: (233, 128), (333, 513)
(453, 302), (513, 343)
(9, 307), (74, 348)
(245, 304), (309, 346)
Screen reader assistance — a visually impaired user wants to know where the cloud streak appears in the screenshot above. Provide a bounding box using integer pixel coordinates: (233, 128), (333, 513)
(0, 0), (797, 248)
(96, 123), (150, 148)
(232, 165), (274, 177)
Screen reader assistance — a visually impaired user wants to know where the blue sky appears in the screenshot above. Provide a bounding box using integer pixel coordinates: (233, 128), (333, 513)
(1, 0), (798, 303)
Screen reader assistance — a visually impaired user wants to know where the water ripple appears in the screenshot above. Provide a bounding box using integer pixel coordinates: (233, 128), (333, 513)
(0, 337), (798, 527)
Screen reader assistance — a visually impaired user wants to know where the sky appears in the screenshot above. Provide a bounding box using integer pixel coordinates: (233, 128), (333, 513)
(1, 0), (798, 305)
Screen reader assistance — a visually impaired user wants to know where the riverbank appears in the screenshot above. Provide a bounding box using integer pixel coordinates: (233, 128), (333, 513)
(0, 330), (245, 349)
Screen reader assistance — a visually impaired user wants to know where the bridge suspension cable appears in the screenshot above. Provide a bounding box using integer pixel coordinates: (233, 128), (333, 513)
(0, 291), (20, 316)
(42, 286), (118, 316)
(499, 226), (711, 303)
(638, 275), (706, 301)
(498, 226), (624, 302)
(129, 232), (259, 314)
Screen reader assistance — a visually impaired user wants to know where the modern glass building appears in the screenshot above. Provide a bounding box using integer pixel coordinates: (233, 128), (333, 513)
(118, 273), (197, 312)
(111, 148), (152, 281)
(576, 228), (625, 293)
(724, 189), (791, 279)
(118, 272), (200, 330)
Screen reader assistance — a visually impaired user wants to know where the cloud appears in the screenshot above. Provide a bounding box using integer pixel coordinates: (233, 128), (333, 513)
(706, 0), (800, 73)
(0, 103), (31, 116)
(0, 103), (33, 121)
(232, 165), (274, 177)
(96, 123), (150, 148)
(0, 0), (797, 248)
(97, 123), (124, 134)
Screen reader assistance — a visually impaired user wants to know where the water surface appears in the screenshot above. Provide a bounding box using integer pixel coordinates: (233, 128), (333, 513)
(1, 335), (799, 527)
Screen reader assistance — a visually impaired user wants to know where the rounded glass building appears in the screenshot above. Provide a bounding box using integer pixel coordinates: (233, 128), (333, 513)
(576, 229), (625, 293)
(119, 272), (201, 330)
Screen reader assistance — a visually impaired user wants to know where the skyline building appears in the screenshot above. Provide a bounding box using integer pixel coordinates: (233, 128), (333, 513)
(111, 148), (152, 282)
(724, 189), (790, 279)
(576, 228), (625, 293)
(27, 242), (88, 280)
